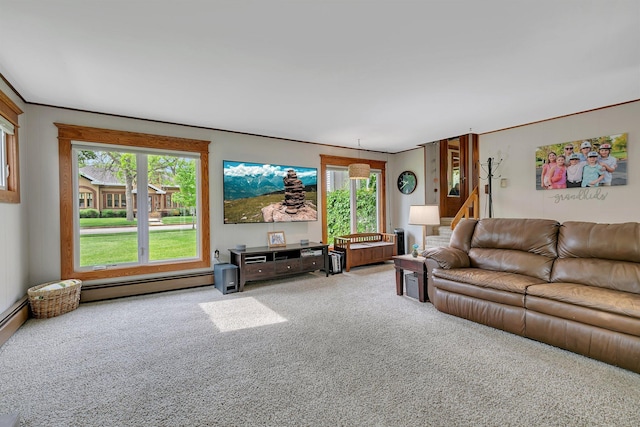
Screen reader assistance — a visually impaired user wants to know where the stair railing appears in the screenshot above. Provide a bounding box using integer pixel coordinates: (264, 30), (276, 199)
(451, 186), (479, 229)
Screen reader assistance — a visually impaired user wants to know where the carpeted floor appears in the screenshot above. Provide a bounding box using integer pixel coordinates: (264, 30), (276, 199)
(1, 263), (639, 426)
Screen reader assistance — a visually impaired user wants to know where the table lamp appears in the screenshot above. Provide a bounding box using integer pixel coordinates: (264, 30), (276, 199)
(409, 205), (440, 250)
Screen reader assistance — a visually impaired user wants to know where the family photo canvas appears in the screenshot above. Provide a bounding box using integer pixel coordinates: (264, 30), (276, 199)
(535, 133), (627, 190)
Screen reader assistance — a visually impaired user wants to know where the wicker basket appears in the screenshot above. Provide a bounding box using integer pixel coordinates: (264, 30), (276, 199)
(28, 279), (82, 319)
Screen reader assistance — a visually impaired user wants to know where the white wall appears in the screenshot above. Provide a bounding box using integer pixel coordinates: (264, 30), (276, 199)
(0, 81), (29, 314)
(24, 105), (389, 286)
(388, 145), (435, 251)
(479, 101), (640, 222)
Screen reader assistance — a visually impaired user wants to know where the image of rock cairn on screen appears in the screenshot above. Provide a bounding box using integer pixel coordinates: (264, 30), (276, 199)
(222, 161), (318, 223)
(261, 169), (317, 222)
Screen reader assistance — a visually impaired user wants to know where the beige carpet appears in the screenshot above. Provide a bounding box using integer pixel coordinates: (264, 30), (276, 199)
(1, 263), (639, 426)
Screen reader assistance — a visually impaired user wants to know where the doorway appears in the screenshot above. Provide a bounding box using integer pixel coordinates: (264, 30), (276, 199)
(439, 134), (478, 218)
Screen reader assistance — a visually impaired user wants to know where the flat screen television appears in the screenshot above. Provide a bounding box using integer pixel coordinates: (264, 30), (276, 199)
(223, 160), (318, 224)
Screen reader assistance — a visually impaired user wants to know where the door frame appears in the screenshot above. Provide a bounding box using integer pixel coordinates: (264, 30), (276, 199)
(439, 134), (479, 218)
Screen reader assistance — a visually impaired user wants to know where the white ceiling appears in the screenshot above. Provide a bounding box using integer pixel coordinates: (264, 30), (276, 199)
(1, 1), (639, 153)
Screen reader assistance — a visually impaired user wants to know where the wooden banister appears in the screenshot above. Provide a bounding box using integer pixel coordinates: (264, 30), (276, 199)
(451, 186), (479, 229)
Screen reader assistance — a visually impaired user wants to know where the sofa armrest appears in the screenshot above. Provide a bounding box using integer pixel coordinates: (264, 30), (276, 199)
(421, 246), (470, 269)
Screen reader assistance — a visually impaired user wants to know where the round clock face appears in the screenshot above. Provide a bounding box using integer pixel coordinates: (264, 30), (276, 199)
(397, 171), (417, 194)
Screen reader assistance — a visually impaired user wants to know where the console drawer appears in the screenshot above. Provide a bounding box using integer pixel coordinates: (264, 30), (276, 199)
(244, 262), (275, 280)
(275, 259), (301, 274)
(301, 255), (324, 271)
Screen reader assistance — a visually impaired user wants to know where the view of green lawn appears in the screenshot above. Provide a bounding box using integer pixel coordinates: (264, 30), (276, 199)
(79, 218), (136, 228)
(161, 216), (196, 225)
(80, 229), (197, 266)
(79, 216), (195, 227)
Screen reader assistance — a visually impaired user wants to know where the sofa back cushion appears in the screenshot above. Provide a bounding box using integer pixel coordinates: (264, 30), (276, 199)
(449, 219), (478, 253)
(552, 221), (640, 294)
(468, 218), (560, 281)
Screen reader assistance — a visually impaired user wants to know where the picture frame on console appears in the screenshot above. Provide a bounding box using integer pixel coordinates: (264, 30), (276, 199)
(267, 231), (286, 248)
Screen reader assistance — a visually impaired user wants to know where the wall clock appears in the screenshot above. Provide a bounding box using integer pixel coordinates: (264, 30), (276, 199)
(397, 171), (417, 194)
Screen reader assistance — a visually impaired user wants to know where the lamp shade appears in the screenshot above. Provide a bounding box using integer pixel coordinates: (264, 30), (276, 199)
(409, 205), (440, 225)
(348, 163), (370, 179)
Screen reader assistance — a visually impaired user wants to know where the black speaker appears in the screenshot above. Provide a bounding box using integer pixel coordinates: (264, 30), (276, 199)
(394, 227), (405, 255)
(214, 263), (238, 294)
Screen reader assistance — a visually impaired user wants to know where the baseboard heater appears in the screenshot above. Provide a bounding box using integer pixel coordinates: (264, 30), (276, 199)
(0, 296), (29, 348)
(80, 272), (214, 303)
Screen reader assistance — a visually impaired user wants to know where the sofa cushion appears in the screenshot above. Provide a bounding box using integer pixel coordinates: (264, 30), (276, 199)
(558, 221), (640, 263)
(526, 283), (640, 337)
(527, 283), (640, 319)
(471, 218), (560, 258)
(551, 258), (640, 294)
(433, 276), (527, 307)
(449, 219), (478, 252)
(469, 248), (555, 282)
(465, 218), (559, 282)
(433, 268), (546, 294)
(553, 221), (640, 294)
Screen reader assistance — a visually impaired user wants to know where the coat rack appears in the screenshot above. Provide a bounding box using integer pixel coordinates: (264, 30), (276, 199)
(480, 157), (502, 218)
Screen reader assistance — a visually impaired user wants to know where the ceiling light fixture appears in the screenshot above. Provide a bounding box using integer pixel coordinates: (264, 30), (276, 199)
(348, 139), (370, 180)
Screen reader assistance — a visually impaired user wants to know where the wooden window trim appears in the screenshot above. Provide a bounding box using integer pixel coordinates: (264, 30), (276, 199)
(57, 123), (211, 281)
(0, 90), (23, 204)
(319, 155), (387, 245)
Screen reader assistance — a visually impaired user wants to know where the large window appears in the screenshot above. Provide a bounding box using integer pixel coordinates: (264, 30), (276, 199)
(0, 90), (22, 204)
(58, 123), (210, 281)
(320, 155), (387, 245)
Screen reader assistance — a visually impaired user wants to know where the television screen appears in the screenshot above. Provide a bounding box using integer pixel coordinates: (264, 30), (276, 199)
(223, 160), (318, 224)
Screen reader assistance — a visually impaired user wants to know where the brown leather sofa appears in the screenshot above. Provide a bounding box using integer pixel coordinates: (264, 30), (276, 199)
(423, 218), (640, 373)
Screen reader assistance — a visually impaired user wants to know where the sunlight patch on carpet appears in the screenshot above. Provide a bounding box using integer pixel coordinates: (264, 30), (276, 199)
(198, 297), (288, 332)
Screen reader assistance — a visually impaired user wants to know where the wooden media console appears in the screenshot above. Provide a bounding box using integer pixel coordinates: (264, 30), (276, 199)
(228, 242), (329, 291)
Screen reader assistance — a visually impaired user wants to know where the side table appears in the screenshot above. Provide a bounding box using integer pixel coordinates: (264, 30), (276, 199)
(392, 254), (428, 302)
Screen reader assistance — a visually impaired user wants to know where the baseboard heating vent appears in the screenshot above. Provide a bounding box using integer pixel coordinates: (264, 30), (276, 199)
(0, 297), (29, 348)
(80, 272), (213, 303)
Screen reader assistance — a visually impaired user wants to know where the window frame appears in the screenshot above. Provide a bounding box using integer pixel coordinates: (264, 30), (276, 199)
(0, 89), (23, 204)
(320, 155), (387, 245)
(57, 123), (211, 280)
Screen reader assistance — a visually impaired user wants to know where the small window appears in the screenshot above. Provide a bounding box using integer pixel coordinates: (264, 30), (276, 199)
(0, 90), (22, 204)
(0, 126), (8, 190)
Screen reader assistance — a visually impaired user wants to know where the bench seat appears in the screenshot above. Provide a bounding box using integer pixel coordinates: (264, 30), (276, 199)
(333, 233), (397, 271)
